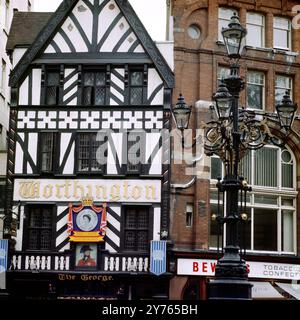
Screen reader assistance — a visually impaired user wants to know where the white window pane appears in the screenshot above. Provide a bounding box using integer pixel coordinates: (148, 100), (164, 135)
(282, 210), (293, 252)
(247, 13), (263, 25)
(247, 84), (263, 109)
(274, 29), (289, 48)
(247, 71), (264, 85)
(274, 17), (289, 29)
(276, 75), (289, 88)
(219, 7), (236, 20)
(218, 8), (237, 41)
(247, 25), (263, 47)
(275, 88), (286, 105)
(217, 67), (230, 82)
(218, 19), (229, 41)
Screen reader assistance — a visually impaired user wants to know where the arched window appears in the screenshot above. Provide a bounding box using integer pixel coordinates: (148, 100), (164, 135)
(209, 145), (297, 254)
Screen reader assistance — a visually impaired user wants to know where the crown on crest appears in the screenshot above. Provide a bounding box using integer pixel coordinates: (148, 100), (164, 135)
(81, 198), (93, 206)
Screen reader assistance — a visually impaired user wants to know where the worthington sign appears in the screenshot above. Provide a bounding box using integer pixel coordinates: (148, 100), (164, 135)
(178, 259), (300, 280)
(13, 179), (161, 203)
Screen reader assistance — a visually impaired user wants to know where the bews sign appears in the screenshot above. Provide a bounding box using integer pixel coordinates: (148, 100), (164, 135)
(178, 259), (300, 280)
(13, 179), (161, 203)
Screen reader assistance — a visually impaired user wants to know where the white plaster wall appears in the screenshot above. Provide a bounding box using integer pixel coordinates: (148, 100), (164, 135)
(155, 41), (174, 71)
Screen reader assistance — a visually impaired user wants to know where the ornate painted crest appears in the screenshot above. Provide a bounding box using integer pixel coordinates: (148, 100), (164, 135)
(67, 198), (107, 242)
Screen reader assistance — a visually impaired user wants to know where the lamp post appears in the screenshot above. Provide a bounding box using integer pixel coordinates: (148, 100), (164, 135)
(171, 13), (297, 300)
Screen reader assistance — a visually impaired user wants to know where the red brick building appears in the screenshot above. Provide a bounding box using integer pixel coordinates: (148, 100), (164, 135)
(169, 0), (300, 300)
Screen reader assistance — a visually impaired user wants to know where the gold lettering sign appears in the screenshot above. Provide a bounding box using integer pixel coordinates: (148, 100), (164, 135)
(19, 182), (40, 199)
(16, 180), (160, 203)
(58, 274), (114, 282)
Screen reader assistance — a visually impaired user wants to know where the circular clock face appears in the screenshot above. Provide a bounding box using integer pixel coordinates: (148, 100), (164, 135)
(76, 209), (98, 232)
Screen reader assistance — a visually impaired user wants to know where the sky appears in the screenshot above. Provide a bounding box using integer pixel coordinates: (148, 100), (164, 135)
(34, 0), (167, 41)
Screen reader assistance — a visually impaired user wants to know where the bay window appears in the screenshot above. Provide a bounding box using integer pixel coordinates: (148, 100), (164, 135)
(210, 146), (296, 253)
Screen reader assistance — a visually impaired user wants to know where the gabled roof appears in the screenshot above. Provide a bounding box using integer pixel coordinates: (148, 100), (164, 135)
(6, 12), (52, 51)
(9, 0), (174, 88)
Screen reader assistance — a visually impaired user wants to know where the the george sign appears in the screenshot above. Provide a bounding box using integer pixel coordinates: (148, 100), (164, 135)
(0, 240), (8, 290)
(177, 259), (300, 280)
(150, 241), (167, 276)
(58, 274), (114, 282)
(13, 179), (161, 203)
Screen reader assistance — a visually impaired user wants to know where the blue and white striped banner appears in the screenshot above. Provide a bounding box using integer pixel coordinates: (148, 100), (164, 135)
(0, 240), (8, 289)
(150, 240), (167, 276)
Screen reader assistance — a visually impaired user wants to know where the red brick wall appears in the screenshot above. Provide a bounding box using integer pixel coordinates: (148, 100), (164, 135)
(171, 0), (300, 253)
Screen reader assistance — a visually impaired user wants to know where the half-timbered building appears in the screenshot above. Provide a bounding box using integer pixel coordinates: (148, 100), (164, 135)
(5, 0), (174, 300)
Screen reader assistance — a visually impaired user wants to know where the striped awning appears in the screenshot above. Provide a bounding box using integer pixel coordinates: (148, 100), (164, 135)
(251, 282), (284, 299)
(276, 283), (300, 300)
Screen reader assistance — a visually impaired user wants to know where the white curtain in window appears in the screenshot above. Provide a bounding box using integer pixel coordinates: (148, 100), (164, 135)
(282, 210), (293, 252)
(254, 148), (278, 187)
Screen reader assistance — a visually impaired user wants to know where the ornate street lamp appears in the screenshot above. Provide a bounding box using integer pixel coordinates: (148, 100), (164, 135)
(276, 90), (297, 132)
(222, 13), (247, 59)
(213, 81), (232, 120)
(172, 94), (191, 131)
(172, 13), (298, 300)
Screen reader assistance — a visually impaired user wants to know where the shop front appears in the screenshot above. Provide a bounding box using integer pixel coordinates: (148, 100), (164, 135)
(170, 252), (300, 300)
(7, 271), (171, 300)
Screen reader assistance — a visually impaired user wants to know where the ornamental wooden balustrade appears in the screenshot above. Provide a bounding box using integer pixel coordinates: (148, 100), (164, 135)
(9, 251), (150, 273)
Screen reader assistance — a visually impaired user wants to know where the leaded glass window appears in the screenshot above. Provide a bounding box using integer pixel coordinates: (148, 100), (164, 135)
(40, 132), (57, 173)
(129, 70), (143, 105)
(127, 132), (144, 174)
(26, 206), (53, 251)
(78, 133), (106, 173)
(124, 207), (149, 251)
(83, 71), (106, 106)
(45, 71), (60, 106)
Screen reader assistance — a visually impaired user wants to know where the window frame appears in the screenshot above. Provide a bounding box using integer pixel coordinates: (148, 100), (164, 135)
(218, 7), (238, 42)
(81, 68), (107, 106)
(246, 70), (265, 110)
(275, 74), (293, 106)
(186, 203), (194, 228)
(44, 68), (61, 106)
(128, 66), (147, 105)
(125, 131), (146, 175)
(76, 132), (107, 175)
(246, 12), (265, 48)
(273, 16), (292, 51)
(23, 205), (56, 252)
(38, 132), (59, 175)
(122, 205), (152, 253)
(217, 65), (230, 85)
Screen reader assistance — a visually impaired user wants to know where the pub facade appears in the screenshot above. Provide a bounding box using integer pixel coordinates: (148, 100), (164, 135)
(5, 0), (174, 299)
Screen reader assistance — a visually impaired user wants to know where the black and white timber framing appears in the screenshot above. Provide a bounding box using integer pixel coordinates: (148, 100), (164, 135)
(5, 0), (174, 282)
